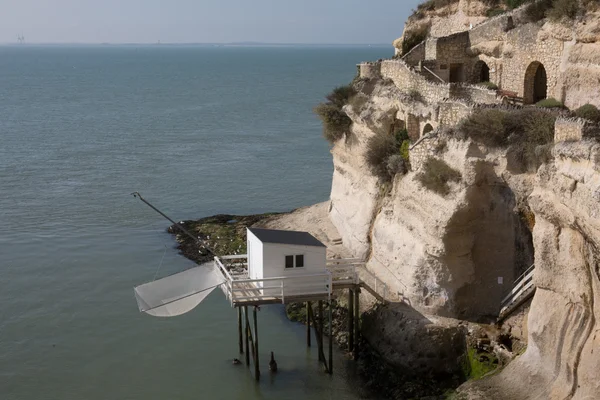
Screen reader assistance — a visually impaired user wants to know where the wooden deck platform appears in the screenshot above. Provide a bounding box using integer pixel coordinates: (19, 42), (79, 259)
(215, 256), (363, 307)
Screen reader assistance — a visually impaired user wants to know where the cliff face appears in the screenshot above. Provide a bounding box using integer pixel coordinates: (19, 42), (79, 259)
(330, 79), (535, 319)
(326, 2), (600, 397)
(461, 137), (600, 399)
(394, 0), (493, 54)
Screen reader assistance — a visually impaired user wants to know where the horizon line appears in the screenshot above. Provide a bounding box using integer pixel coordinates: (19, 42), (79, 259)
(0, 41), (392, 47)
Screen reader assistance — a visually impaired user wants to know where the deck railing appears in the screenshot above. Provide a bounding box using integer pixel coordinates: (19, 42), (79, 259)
(215, 256), (332, 305)
(499, 264), (536, 318)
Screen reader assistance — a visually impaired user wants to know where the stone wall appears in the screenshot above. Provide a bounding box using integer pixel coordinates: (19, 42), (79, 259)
(554, 118), (600, 142)
(438, 102), (473, 126)
(449, 84), (500, 104)
(425, 38), (438, 61)
(402, 41), (426, 66)
(409, 133), (443, 171)
(500, 24), (564, 104)
(554, 118), (587, 142)
(468, 14), (514, 46)
(436, 31), (470, 66)
(359, 62), (382, 80)
(380, 60), (451, 104)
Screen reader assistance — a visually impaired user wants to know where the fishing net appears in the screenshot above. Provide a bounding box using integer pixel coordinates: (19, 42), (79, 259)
(134, 262), (225, 317)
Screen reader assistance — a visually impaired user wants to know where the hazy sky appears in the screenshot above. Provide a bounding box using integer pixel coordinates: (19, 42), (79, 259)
(0, 0), (423, 44)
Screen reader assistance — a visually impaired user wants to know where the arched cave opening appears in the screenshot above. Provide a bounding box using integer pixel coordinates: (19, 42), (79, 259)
(423, 123), (434, 136)
(473, 60), (490, 83)
(524, 61), (547, 104)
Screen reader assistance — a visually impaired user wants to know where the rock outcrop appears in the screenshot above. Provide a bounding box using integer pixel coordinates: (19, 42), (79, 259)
(460, 134), (600, 399)
(326, 2), (600, 398)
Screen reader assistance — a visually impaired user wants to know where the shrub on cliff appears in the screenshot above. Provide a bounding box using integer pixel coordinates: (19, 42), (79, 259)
(547, 0), (579, 21)
(504, 0), (532, 9)
(326, 85), (357, 108)
(314, 103), (352, 144)
(315, 85), (356, 144)
(416, 157), (461, 196)
(365, 129), (411, 180)
(536, 98), (565, 109)
(458, 108), (509, 147)
(575, 104), (600, 123)
(515, 109), (556, 169)
(524, 0), (552, 22)
(459, 108), (557, 170)
(365, 133), (399, 179)
(477, 81), (499, 90)
(402, 24), (430, 55)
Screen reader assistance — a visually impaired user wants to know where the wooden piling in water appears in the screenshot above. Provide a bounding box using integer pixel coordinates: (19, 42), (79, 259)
(348, 288), (354, 353)
(354, 288), (360, 360)
(244, 306), (250, 366)
(328, 299), (333, 375)
(318, 301), (324, 363)
(309, 303), (329, 373)
(306, 301), (311, 348)
(253, 306), (260, 381)
(238, 307), (243, 354)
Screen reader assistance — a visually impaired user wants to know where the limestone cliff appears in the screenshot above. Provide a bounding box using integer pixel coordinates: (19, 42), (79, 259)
(394, 0), (495, 55)
(325, 2), (600, 398)
(460, 133), (600, 399)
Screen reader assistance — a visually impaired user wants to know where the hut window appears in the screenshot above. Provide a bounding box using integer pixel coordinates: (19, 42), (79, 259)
(285, 255), (304, 268)
(285, 255), (294, 268)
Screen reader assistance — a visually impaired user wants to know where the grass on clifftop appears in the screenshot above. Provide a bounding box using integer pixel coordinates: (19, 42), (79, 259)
(410, 0), (597, 24)
(416, 157), (461, 196)
(458, 107), (557, 170)
(314, 85), (356, 144)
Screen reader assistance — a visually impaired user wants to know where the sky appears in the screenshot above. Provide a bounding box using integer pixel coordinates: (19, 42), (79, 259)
(0, 0), (423, 44)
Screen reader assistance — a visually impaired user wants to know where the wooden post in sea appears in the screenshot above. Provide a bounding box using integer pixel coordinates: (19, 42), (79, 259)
(318, 301), (324, 363)
(244, 306), (250, 366)
(348, 288), (354, 353)
(238, 307), (243, 354)
(306, 301), (311, 348)
(354, 288), (360, 360)
(253, 306), (260, 381)
(328, 299), (333, 375)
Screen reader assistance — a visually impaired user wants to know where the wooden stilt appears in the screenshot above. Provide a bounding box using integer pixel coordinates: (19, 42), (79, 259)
(328, 299), (333, 375)
(306, 301), (311, 348)
(318, 301), (324, 363)
(309, 303), (329, 372)
(244, 306), (250, 366)
(354, 288), (360, 360)
(348, 288), (354, 353)
(238, 307), (243, 354)
(253, 306), (260, 381)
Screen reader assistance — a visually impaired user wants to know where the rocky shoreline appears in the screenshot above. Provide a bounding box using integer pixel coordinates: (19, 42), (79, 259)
(166, 211), (503, 400)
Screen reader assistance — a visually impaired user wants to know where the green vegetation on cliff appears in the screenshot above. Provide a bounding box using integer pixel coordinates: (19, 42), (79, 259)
(458, 107), (557, 170)
(410, 0), (598, 24)
(314, 85), (356, 144)
(575, 104), (600, 123)
(365, 129), (410, 181)
(416, 157), (461, 196)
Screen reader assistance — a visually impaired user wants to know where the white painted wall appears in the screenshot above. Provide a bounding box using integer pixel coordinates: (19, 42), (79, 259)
(246, 230), (328, 297)
(247, 230), (263, 281)
(261, 243), (326, 278)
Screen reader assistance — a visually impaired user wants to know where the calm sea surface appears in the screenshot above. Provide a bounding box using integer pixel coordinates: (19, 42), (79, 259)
(0, 45), (390, 400)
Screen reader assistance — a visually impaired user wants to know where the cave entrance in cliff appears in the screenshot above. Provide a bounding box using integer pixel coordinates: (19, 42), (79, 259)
(472, 60), (490, 83)
(423, 124), (434, 136)
(524, 62), (547, 104)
